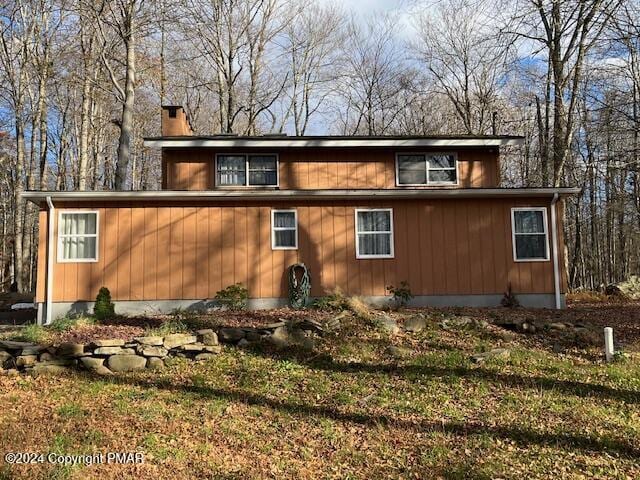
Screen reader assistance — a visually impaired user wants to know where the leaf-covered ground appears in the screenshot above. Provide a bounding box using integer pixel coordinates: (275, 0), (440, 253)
(1, 305), (640, 479)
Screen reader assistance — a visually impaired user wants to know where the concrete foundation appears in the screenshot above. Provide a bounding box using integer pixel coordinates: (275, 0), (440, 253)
(39, 293), (564, 322)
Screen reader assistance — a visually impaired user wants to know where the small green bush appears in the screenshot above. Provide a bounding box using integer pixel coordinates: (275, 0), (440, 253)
(94, 287), (115, 320)
(311, 288), (350, 311)
(145, 313), (189, 336)
(215, 283), (249, 311)
(11, 323), (48, 344)
(386, 281), (413, 308)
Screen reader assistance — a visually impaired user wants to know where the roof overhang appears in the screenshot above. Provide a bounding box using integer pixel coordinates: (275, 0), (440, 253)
(23, 188), (580, 205)
(143, 136), (524, 149)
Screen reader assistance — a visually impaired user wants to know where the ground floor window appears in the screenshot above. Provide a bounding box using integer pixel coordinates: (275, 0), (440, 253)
(511, 207), (549, 261)
(58, 211), (99, 262)
(271, 210), (298, 249)
(355, 208), (394, 259)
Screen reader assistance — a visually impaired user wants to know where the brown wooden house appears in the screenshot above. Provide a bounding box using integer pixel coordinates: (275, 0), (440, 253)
(25, 106), (579, 323)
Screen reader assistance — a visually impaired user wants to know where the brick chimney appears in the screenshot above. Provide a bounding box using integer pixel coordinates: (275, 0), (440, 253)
(161, 105), (194, 136)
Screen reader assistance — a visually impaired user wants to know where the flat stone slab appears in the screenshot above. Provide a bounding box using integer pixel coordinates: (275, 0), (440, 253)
(93, 347), (136, 356)
(0, 340), (37, 350)
(56, 343), (85, 357)
(201, 332), (219, 346)
(80, 357), (105, 369)
(91, 339), (126, 347)
(218, 328), (246, 343)
(196, 329), (215, 335)
(138, 346), (168, 357)
(147, 357), (165, 370)
(107, 355), (147, 372)
(404, 316), (426, 333)
(163, 334), (197, 349)
(134, 336), (164, 346)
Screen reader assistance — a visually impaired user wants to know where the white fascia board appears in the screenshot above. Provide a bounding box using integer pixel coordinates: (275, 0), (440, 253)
(22, 188), (581, 204)
(143, 138), (524, 149)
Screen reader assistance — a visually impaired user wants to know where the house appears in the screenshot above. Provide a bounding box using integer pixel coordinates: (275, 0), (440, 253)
(24, 106), (579, 323)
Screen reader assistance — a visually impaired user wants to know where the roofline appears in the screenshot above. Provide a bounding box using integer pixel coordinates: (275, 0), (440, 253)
(143, 136), (524, 149)
(22, 188), (580, 204)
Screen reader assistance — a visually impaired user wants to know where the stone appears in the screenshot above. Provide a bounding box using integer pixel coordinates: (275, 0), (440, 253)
(93, 347), (135, 356)
(147, 357), (165, 370)
(218, 328), (245, 343)
(404, 316), (426, 332)
(237, 338), (250, 348)
(245, 331), (261, 342)
(16, 355), (38, 367)
(387, 346), (413, 359)
(203, 345), (222, 354)
(519, 322), (537, 333)
(269, 326), (291, 348)
(0, 340), (37, 351)
(1, 369), (19, 377)
(92, 366), (114, 376)
(548, 322), (567, 331)
(377, 315), (400, 335)
(163, 334), (197, 349)
(289, 328), (316, 349)
(38, 358), (73, 366)
(107, 355), (147, 372)
(201, 332), (219, 346)
(471, 348), (511, 364)
(138, 346), (168, 357)
(91, 339), (125, 347)
(0, 350), (12, 368)
(441, 316), (487, 330)
(265, 321), (286, 329)
(21, 346), (46, 355)
(56, 343), (85, 357)
(178, 343), (206, 352)
(30, 364), (69, 376)
(195, 353), (216, 361)
(80, 357), (105, 370)
(39, 352), (55, 362)
(196, 329), (215, 335)
(134, 336), (164, 346)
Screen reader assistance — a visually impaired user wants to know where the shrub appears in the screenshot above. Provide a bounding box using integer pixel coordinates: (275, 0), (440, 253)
(94, 287), (115, 320)
(386, 281), (413, 309)
(145, 316), (189, 336)
(311, 288), (372, 320)
(501, 283), (520, 308)
(215, 283), (249, 311)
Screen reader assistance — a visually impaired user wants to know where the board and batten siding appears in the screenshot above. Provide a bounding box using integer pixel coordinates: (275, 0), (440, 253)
(162, 148), (500, 190)
(36, 198), (565, 303)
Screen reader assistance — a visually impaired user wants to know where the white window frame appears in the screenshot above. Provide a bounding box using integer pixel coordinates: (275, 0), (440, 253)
(215, 153), (279, 187)
(511, 207), (550, 262)
(354, 208), (394, 259)
(271, 209), (298, 250)
(395, 152), (459, 186)
(57, 210), (99, 263)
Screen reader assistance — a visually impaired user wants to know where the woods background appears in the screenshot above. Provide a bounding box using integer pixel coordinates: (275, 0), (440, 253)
(0, 0), (638, 295)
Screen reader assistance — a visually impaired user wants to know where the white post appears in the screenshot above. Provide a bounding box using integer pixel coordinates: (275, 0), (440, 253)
(604, 327), (614, 362)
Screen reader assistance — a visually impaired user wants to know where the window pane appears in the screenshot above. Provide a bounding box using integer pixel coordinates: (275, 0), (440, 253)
(249, 170), (277, 185)
(398, 155), (426, 184)
(275, 230), (296, 248)
(428, 154), (455, 169)
(358, 233), (391, 256)
(398, 169), (426, 184)
(274, 211), (295, 228)
(217, 156), (246, 185)
(249, 156), (276, 170)
(514, 210), (544, 233)
(428, 169), (457, 183)
(61, 236), (96, 260)
(357, 211), (391, 232)
(516, 234), (546, 259)
(62, 213), (96, 235)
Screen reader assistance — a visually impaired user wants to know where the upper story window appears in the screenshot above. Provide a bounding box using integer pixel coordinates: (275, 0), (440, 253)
(216, 154), (278, 186)
(511, 208), (549, 261)
(396, 153), (457, 186)
(58, 211), (99, 262)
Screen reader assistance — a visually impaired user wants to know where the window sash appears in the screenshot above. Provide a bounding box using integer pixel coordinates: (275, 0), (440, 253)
(355, 209), (393, 258)
(511, 208), (549, 261)
(217, 154), (278, 186)
(58, 212), (99, 262)
(397, 153), (457, 185)
(271, 210), (297, 249)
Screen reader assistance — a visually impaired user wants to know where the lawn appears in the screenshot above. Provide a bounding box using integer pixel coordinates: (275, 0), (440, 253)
(1, 303), (639, 479)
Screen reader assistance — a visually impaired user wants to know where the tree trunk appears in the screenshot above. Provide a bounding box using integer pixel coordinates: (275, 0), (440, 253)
(115, 31), (136, 190)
